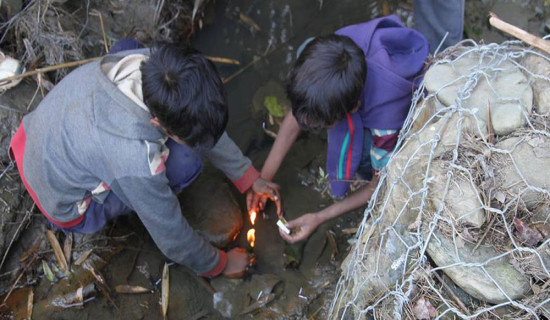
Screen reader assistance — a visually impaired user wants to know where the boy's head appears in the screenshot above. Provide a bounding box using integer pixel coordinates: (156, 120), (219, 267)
(141, 42), (227, 148)
(287, 34), (367, 130)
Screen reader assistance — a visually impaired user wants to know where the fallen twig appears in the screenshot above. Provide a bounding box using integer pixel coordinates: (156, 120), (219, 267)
(1, 253), (38, 307)
(0, 55), (240, 86)
(0, 207), (33, 271)
(432, 271), (470, 315)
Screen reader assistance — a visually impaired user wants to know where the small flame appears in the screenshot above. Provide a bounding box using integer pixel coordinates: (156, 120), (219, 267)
(247, 228), (256, 248)
(249, 210), (257, 225)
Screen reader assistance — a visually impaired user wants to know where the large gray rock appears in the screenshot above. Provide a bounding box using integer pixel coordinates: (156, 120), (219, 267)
(494, 135), (550, 210)
(426, 230), (531, 304)
(424, 50), (533, 135)
(178, 168), (243, 248)
(520, 54), (550, 115)
(428, 160), (486, 228)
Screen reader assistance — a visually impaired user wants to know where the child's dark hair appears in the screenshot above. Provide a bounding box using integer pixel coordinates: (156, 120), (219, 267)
(287, 34), (367, 130)
(141, 42), (227, 148)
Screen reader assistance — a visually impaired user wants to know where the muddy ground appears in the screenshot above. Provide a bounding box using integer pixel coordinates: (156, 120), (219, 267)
(1, 0), (549, 319)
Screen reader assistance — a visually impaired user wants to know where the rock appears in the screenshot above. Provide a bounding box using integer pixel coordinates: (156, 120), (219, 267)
(167, 267), (214, 319)
(424, 49), (533, 135)
(520, 54), (550, 115)
(428, 160), (486, 228)
(177, 167), (243, 248)
(336, 224), (416, 315)
(211, 274), (282, 318)
(251, 80), (291, 138)
(0, 80), (42, 164)
(493, 135), (550, 210)
(426, 230), (531, 304)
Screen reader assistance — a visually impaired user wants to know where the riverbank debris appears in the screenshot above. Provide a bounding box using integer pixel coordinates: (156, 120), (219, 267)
(46, 230), (68, 273)
(161, 262), (169, 319)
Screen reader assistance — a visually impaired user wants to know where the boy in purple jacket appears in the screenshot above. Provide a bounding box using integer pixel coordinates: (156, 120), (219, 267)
(249, 15), (428, 243)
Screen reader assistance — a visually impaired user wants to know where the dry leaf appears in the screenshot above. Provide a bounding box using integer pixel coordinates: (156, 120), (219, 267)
(46, 230), (68, 272)
(514, 218), (543, 246)
(412, 296), (438, 319)
(161, 263), (169, 318)
(115, 285), (152, 294)
(27, 287), (34, 319)
(74, 249), (93, 266)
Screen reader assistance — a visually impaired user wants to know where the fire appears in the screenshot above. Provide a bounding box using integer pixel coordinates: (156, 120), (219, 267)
(247, 229), (256, 248)
(249, 210), (257, 225)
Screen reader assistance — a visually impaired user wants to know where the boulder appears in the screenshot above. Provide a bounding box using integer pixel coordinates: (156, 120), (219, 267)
(520, 54), (550, 115)
(177, 168), (243, 248)
(493, 135), (550, 210)
(428, 160), (486, 228)
(424, 50), (533, 135)
(426, 230), (531, 304)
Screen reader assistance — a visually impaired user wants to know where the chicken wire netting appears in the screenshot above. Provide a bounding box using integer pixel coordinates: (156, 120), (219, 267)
(329, 39), (550, 319)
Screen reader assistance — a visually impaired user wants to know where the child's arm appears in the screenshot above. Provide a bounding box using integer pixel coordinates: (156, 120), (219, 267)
(261, 112), (301, 180)
(247, 113), (301, 211)
(279, 174), (379, 243)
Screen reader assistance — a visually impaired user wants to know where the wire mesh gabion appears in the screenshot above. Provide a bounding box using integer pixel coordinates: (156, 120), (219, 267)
(330, 39), (550, 320)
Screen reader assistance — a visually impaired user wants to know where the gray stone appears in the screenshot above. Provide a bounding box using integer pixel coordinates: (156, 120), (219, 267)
(494, 135), (550, 210)
(424, 50), (533, 135)
(520, 54), (550, 115)
(426, 230), (531, 304)
(429, 160), (486, 228)
(178, 168), (243, 248)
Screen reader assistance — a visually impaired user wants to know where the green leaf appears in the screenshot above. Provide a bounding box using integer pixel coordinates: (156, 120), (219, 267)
(42, 260), (55, 282)
(264, 96), (285, 118)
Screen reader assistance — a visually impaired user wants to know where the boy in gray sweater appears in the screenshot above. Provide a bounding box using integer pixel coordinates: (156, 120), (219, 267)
(9, 41), (277, 277)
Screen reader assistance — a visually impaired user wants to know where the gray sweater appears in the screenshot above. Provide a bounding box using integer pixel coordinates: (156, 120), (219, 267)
(21, 49), (255, 274)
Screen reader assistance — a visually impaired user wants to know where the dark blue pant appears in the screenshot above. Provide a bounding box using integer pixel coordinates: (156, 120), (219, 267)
(63, 39), (203, 234)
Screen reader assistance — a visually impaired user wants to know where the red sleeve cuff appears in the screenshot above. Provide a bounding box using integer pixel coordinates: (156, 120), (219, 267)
(199, 250), (227, 278)
(233, 166), (260, 193)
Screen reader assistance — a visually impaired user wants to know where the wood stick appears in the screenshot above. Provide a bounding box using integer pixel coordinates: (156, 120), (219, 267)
(0, 57), (100, 84)
(204, 56), (240, 65)
(1, 254), (38, 307)
(433, 271), (470, 315)
(489, 12), (550, 55)
(91, 10), (109, 54)
(0, 55), (240, 85)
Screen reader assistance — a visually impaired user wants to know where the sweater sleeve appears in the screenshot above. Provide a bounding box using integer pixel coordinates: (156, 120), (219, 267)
(202, 132), (260, 193)
(110, 174), (223, 275)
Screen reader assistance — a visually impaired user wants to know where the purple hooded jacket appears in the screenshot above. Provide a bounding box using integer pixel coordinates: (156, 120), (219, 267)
(327, 15), (428, 197)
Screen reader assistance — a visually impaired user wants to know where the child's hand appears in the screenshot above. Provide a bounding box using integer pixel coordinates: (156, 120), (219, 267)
(278, 213), (323, 243)
(223, 247), (253, 278)
(247, 178), (280, 214)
